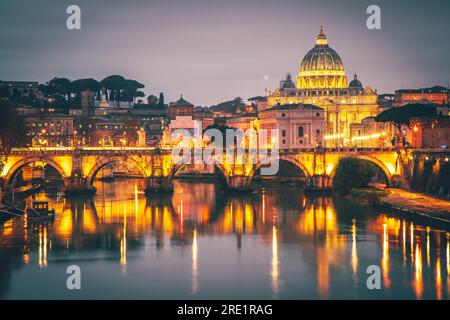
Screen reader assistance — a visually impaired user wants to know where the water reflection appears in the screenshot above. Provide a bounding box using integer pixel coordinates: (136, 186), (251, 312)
(0, 179), (449, 299)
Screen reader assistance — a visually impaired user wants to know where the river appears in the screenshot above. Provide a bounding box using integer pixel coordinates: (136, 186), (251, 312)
(0, 179), (448, 299)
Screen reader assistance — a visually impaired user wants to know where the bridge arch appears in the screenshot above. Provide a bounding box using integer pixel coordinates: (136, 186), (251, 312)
(3, 157), (68, 187)
(169, 162), (230, 184)
(330, 155), (392, 187)
(86, 156), (149, 186)
(253, 154), (312, 178)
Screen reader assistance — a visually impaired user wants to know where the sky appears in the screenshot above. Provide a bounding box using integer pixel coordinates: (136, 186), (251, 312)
(0, 0), (449, 106)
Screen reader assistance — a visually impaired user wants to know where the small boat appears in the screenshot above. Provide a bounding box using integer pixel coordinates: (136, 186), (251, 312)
(26, 201), (55, 220)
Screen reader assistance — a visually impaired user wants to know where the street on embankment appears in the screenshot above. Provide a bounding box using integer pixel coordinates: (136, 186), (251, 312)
(374, 185), (450, 225)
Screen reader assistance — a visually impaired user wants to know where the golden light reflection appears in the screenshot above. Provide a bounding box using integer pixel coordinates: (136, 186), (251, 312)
(351, 219), (358, 275)
(38, 225), (48, 269)
(271, 225), (279, 296)
(192, 228), (198, 293)
(413, 244), (423, 299)
(402, 220), (406, 266)
(410, 223), (415, 262)
(120, 211), (127, 273)
(436, 257), (442, 300)
(426, 227), (430, 267)
(382, 223), (390, 288)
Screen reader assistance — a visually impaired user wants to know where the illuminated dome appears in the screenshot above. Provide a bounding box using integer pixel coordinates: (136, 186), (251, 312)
(297, 26), (348, 90)
(349, 74), (363, 88)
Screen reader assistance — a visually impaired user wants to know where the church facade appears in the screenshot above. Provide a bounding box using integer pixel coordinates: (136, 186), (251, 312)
(267, 27), (380, 147)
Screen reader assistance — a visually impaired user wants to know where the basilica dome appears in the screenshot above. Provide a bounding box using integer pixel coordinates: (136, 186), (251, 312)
(349, 74), (363, 88)
(297, 27), (348, 90)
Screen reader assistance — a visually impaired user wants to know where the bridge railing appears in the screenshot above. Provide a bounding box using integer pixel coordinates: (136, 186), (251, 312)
(5, 146), (402, 156)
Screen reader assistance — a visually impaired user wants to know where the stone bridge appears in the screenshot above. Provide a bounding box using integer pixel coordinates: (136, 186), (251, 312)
(0, 146), (445, 196)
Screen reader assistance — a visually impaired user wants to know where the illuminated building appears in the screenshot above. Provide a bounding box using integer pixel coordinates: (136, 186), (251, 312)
(258, 103), (324, 148)
(410, 116), (450, 148)
(164, 95), (199, 148)
(267, 27), (379, 147)
(395, 86), (449, 106)
(24, 112), (74, 147)
(349, 117), (389, 148)
(226, 114), (258, 131)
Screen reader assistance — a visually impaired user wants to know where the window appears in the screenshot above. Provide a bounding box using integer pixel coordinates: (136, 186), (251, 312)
(282, 130), (286, 137)
(281, 113), (285, 117)
(298, 126), (304, 137)
(282, 139), (286, 144)
(316, 113), (320, 117)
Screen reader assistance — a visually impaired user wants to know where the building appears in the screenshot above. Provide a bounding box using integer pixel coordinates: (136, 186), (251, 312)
(24, 113), (75, 147)
(164, 96), (199, 147)
(168, 95), (194, 120)
(267, 27), (379, 147)
(130, 107), (168, 146)
(88, 115), (141, 147)
(410, 116), (450, 149)
(349, 117), (388, 148)
(378, 94), (396, 107)
(395, 86), (449, 106)
(226, 114), (258, 131)
(0, 80), (39, 95)
(258, 103), (324, 149)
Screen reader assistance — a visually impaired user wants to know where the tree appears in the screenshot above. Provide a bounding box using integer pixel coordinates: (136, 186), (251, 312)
(158, 92), (165, 109)
(0, 101), (28, 194)
(70, 78), (101, 105)
(332, 157), (377, 195)
(375, 103), (437, 132)
(147, 94), (158, 106)
(100, 75), (145, 106)
(0, 87), (11, 100)
(100, 75), (126, 105)
(210, 97), (245, 114)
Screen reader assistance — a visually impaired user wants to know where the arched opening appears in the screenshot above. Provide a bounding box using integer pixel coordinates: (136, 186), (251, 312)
(169, 163), (228, 184)
(331, 156), (390, 195)
(4, 159), (66, 192)
(253, 158), (309, 186)
(87, 158), (149, 194)
(353, 157), (391, 187)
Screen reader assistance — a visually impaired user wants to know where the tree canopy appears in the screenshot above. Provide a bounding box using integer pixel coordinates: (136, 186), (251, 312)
(375, 103), (438, 130)
(0, 101), (28, 156)
(332, 157), (377, 195)
(36, 75), (146, 110)
(210, 97), (244, 114)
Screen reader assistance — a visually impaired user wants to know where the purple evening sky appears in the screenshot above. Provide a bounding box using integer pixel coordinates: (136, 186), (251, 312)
(0, 0), (449, 106)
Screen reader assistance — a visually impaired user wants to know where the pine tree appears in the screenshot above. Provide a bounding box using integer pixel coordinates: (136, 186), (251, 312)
(158, 92), (165, 109)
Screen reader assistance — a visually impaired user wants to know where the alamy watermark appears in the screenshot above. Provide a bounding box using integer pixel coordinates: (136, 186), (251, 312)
(66, 265), (81, 290)
(66, 5), (81, 30)
(366, 5), (381, 30)
(171, 121), (280, 175)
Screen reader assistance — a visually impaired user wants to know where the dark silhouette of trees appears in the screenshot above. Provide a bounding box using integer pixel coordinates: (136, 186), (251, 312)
(375, 103), (437, 132)
(147, 95), (158, 106)
(0, 101), (28, 173)
(37, 75), (146, 109)
(158, 92), (165, 108)
(333, 157), (377, 195)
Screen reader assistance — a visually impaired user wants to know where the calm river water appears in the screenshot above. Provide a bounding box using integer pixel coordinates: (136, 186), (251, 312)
(0, 179), (448, 299)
